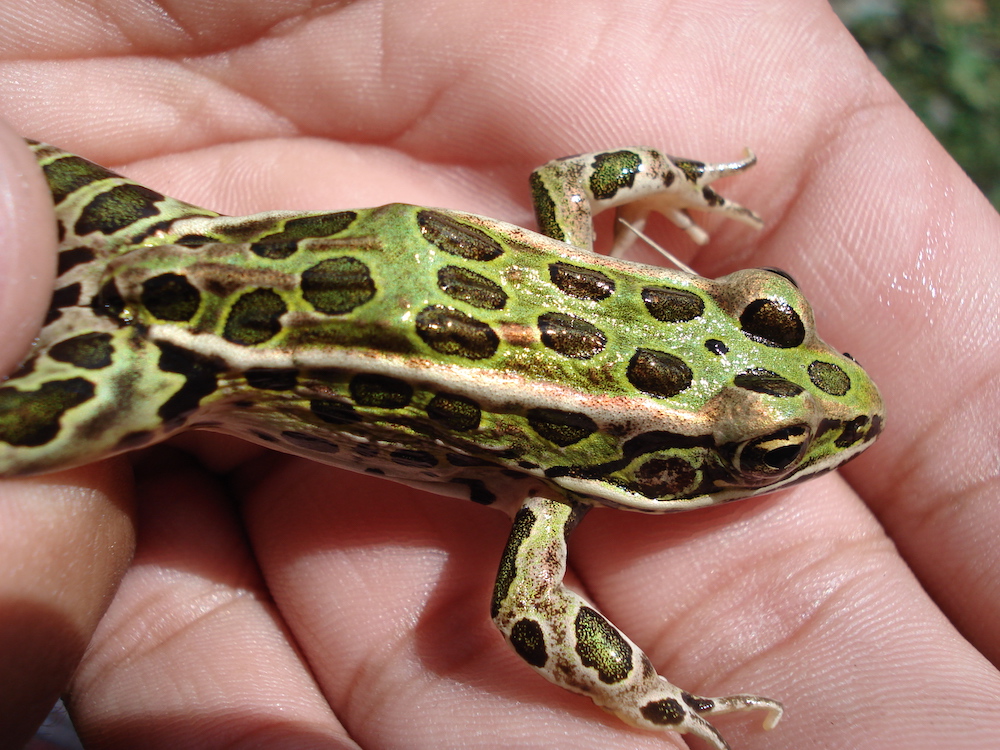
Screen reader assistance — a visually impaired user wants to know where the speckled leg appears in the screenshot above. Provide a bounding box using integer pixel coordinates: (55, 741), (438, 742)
(491, 494), (782, 748)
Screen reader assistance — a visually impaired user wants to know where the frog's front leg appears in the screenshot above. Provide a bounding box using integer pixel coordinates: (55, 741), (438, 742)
(491, 495), (782, 749)
(530, 147), (763, 254)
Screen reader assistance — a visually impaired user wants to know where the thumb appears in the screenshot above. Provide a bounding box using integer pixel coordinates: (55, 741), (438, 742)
(0, 124), (58, 374)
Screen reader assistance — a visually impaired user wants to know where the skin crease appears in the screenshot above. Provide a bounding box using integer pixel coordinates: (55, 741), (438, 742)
(0, 0), (999, 748)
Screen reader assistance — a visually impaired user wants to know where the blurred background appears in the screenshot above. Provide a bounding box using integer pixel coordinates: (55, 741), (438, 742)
(833, 0), (999, 207)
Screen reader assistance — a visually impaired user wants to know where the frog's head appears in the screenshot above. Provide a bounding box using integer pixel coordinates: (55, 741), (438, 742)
(548, 267), (884, 513)
(701, 267), (884, 490)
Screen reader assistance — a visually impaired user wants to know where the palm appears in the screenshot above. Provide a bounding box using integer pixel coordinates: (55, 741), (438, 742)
(1, 1), (999, 748)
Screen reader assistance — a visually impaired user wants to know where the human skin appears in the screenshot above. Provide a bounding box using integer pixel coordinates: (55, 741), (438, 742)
(0, 1), (999, 748)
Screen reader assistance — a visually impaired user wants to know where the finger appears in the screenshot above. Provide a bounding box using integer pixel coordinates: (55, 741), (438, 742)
(0, 461), (134, 746)
(0, 119), (135, 745)
(68, 450), (355, 748)
(0, 123), (57, 374)
(823, 106), (1000, 665)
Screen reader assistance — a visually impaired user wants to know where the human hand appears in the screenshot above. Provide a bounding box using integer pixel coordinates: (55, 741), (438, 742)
(1, 1), (998, 748)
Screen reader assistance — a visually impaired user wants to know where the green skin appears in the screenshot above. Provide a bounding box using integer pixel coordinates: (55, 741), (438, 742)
(0, 140), (882, 749)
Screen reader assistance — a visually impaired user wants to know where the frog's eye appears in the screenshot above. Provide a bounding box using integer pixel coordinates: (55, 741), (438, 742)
(739, 298), (806, 348)
(733, 425), (810, 479)
(760, 267), (798, 287)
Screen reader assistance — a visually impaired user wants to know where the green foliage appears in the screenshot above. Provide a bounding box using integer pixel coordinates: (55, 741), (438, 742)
(835, 0), (1000, 207)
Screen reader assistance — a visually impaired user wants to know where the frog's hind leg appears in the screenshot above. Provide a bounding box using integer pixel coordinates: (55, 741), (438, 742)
(0, 325), (201, 477)
(490, 494), (782, 749)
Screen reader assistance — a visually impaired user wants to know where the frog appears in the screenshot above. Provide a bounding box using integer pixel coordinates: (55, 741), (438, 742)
(0, 140), (884, 748)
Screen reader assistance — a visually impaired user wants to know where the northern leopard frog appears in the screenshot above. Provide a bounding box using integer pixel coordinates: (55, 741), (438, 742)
(1, 141), (884, 748)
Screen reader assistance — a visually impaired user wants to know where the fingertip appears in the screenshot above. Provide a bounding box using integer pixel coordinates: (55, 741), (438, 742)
(0, 123), (58, 374)
(0, 459), (135, 746)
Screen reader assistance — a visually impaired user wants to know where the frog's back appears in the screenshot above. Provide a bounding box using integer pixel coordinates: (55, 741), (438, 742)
(0, 144), (881, 515)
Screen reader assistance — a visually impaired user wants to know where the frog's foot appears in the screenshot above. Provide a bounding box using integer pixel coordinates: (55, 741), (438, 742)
(530, 147), (763, 254)
(684, 691), (784, 730)
(608, 149), (764, 256)
(492, 495), (782, 750)
(611, 683), (783, 749)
